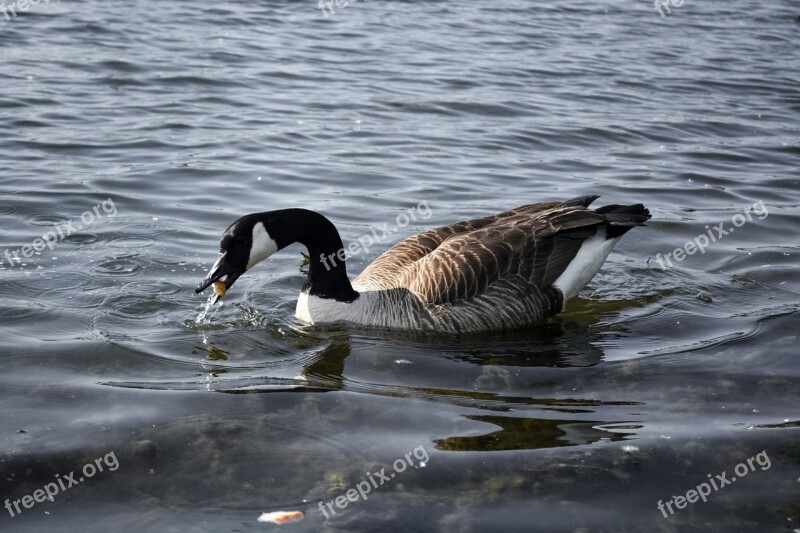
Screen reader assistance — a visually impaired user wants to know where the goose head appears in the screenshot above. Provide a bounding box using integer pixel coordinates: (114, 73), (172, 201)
(195, 209), (358, 304)
(195, 214), (280, 300)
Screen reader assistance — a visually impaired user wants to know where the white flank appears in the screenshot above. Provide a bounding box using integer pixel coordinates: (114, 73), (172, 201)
(295, 290), (402, 327)
(552, 230), (620, 306)
(247, 221), (278, 269)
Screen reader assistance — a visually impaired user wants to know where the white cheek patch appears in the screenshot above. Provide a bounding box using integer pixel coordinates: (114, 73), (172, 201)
(247, 221), (278, 269)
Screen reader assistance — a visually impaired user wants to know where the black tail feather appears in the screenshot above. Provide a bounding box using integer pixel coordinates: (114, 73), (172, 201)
(595, 203), (651, 238)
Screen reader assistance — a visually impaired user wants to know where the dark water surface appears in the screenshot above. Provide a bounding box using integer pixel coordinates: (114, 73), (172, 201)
(1, 0), (799, 531)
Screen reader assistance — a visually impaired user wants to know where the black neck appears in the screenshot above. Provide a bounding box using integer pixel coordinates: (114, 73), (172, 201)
(263, 209), (359, 302)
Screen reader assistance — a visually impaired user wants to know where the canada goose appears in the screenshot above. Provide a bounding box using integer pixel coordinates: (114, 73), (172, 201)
(195, 195), (650, 333)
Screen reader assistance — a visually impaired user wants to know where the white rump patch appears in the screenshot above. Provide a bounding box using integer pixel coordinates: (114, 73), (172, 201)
(295, 292), (313, 324)
(553, 229), (620, 307)
(247, 221), (278, 269)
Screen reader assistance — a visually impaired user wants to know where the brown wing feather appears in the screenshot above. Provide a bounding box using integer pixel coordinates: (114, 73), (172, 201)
(353, 198), (607, 306)
(354, 198), (580, 290)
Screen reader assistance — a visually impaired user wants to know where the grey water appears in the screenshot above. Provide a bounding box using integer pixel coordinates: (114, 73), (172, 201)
(1, 0), (799, 531)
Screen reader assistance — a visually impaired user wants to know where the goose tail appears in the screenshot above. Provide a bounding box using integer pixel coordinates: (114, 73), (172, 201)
(594, 202), (652, 238)
(552, 196), (651, 304)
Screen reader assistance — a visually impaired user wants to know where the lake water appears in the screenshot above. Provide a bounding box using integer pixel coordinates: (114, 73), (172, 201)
(1, 0), (798, 531)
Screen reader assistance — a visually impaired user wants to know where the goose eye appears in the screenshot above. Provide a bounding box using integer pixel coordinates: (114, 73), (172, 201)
(235, 236), (247, 245)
